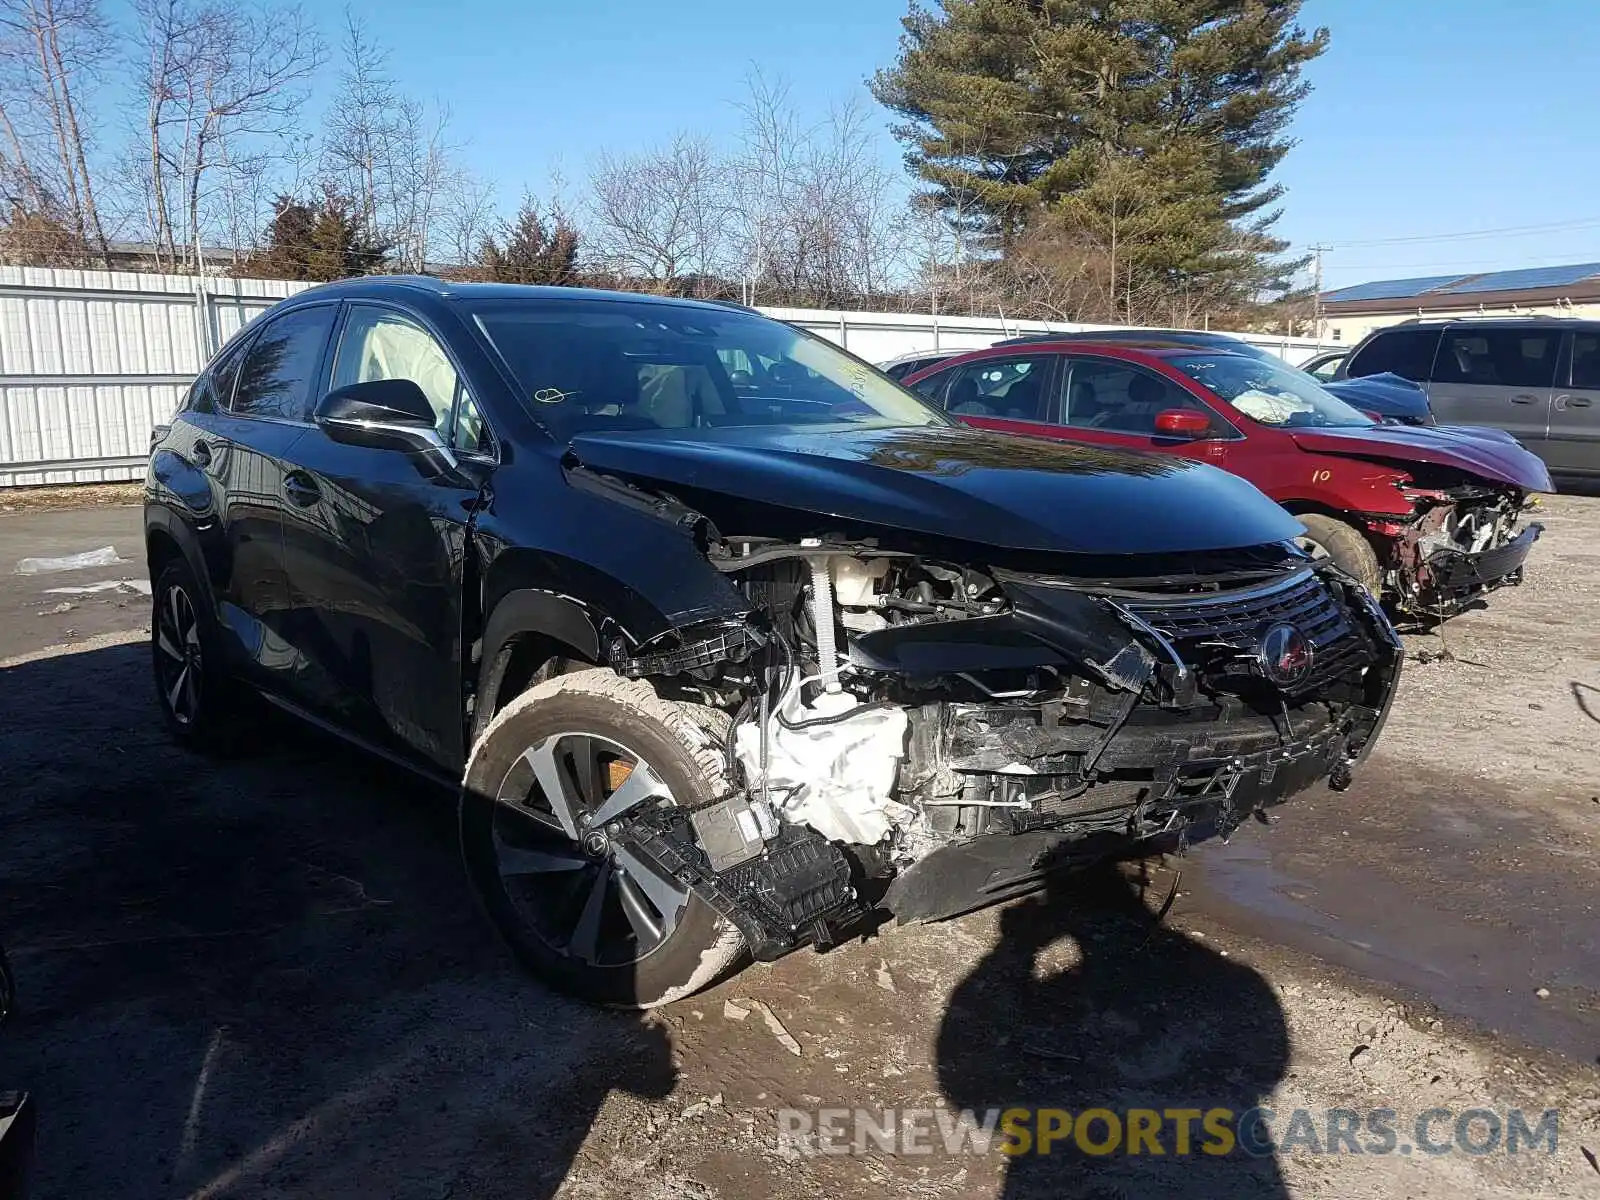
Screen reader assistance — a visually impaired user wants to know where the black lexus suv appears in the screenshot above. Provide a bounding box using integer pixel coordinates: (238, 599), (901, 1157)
(146, 277), (1402, 1007)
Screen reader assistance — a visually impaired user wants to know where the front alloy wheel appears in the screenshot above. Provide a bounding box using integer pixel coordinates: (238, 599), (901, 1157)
(460, 669), (746, 1007)
(491, 732), (690, 967)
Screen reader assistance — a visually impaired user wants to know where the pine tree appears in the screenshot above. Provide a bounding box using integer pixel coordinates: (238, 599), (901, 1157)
(476, 195), (581, 285)
(239, 187), (389, 281)
(246, 195), (318, 279)
(872, 0), (1327, 321)
(307, 186), (389, 280)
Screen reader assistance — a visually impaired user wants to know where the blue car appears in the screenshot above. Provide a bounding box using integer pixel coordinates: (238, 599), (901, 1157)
(1323, 371), (1434, 426)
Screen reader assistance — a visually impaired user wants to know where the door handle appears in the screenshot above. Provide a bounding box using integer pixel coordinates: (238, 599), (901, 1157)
(1568, 396), (1593, 409)
(1508, 394), (1539, 405)
(191, 438), (212, 466)
(283, 473), (321, 507)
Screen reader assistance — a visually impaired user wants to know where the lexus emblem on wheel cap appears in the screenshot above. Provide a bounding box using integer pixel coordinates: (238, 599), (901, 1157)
(1258, 622), (1314, 687)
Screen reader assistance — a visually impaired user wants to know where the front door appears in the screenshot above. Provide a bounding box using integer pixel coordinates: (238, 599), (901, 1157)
(1047, 355), (1237, 468)
(277, 303), (493, 770)
(1546, 330), (1600, 476)
(1427, 326), (1558, 450)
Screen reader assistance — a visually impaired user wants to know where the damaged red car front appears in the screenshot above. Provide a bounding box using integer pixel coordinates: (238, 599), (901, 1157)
(902, 342), (1553, 622)
(1284, 424), (1549, 619)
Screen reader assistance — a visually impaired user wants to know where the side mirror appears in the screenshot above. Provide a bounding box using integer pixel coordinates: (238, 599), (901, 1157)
(314, 379), (454, 465)
(1154, 408), (1213, 439)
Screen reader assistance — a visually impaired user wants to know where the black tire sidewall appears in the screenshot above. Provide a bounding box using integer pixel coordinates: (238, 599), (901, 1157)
(1298, 514), (1382, 597)
(150, 558), (237, 748)
(460, 688), (731, 1008)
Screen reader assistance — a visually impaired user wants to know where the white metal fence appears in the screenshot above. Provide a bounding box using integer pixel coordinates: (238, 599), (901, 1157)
(0, 266), (1334, 487)
(764, 305), (1336, 369)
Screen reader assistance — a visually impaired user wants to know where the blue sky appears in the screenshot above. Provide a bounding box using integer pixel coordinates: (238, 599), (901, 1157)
(218, 0), (1600, 290)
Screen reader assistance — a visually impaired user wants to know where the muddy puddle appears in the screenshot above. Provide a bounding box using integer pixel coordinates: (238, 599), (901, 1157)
(1180, 762), (1600, 1064)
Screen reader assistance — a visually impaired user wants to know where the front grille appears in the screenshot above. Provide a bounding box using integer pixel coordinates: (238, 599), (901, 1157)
(1120, 569), (1368, 695)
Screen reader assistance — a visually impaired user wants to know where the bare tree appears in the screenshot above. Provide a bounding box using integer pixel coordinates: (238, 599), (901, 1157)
(0, 0), (109, 255)
(586, 134), (729, 293)
(439, 170), (496, 267)
(728, 72), (910, 308)
(320, 14), (478, 272)
(131, 0), (321, 271)
(319, 11), (388, 242)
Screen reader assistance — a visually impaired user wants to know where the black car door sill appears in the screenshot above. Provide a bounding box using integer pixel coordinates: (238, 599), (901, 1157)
(253, 689), (460, 791)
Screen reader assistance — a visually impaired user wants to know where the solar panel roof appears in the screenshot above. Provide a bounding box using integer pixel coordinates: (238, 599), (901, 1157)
(1321, 274), (1469, 303)
(1432, 262), (1600, 295)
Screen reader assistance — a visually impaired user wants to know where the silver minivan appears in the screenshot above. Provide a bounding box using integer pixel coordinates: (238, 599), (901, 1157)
(1337, 317), (1599, 475)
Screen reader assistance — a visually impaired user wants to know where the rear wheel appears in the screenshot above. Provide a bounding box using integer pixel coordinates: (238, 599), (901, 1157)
(151, 558), (247, 750)
(460, 668), (746, 1008)
(1295, 514), (1382, 597)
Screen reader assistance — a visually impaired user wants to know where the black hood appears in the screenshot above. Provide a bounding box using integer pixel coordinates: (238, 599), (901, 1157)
(566, 424), (1302, 555)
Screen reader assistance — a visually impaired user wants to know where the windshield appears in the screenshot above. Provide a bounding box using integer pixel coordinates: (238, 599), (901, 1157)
(1168, 353), (1375, 429)
(470, 298), (947, 441)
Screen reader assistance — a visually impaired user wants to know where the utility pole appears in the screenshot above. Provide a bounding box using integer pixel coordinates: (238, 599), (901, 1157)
(1310, 244), (1331, 340)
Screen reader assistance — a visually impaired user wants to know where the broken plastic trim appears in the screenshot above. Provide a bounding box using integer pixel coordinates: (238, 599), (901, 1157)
(608, 621), (766, 678)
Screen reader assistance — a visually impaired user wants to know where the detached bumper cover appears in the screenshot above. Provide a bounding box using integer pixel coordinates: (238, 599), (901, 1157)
(1422, 522), (1542, 610)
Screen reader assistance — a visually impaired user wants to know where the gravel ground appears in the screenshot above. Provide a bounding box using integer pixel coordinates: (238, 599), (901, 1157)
(0, 494), (1596, 1199)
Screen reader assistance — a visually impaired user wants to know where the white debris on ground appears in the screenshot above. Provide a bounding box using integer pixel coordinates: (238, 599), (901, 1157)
(42, 578), (150, 595)
(14, 545), (124, 574)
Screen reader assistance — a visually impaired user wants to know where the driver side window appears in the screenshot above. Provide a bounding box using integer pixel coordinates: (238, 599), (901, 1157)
(332, 305), (488, 451)
(1059, 357), (1210, 434)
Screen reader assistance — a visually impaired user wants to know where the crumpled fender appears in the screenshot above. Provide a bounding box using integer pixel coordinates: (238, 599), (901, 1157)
(1288, 426), (1552, 492)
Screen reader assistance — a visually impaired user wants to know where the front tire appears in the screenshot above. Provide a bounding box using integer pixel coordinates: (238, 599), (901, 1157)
(1296, 514), (1383, 597)
(460, 668), (746, 1008)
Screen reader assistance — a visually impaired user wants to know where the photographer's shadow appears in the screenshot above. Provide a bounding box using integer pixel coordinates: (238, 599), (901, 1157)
(937, 859), (1291, 1198)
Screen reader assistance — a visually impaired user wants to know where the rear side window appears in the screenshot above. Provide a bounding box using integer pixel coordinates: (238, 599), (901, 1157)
(1571, 333), (1600, 389)
(905, 365), (953, 401)
(229, 305), (337, 422)
(191, 334), (253, 412)
(939, 355), (1053, 421)
(1434, 328), (1560, 388)
(1345, 327), (1441, 382)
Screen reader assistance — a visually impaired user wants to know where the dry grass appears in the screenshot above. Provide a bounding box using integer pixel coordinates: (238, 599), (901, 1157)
(0, 482), (143, 512)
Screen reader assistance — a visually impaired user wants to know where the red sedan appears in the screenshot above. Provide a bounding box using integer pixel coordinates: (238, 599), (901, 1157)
(904, 337), (1551, 619)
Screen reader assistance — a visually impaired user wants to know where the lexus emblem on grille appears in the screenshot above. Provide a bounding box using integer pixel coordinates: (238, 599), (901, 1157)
(1258, 622), (1314, 687)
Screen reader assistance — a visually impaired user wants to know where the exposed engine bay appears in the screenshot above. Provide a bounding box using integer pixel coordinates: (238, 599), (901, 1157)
(602, 525), (1404, 962)
(1366, 475), (1541, 618)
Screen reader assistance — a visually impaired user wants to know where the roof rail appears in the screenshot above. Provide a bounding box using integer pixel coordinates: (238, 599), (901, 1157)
(1398, 313), (1581, 325)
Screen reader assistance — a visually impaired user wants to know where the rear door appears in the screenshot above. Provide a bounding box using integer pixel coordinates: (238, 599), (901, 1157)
(176, 303), (338, 689)
(1428, 326), (1558, 447)
(276, 302), (493, 769)
(1547, 329), (1600, 475)
(927, 352), (1062, 437)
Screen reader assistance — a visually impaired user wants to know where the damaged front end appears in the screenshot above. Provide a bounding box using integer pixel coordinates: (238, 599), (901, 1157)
(601, 527), (1402, 959)
(1367, 480), (1542, 619)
